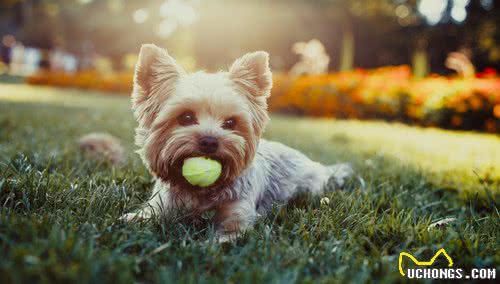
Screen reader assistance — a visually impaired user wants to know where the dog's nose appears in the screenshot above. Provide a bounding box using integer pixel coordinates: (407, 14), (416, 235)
(198, 136), (219, 154)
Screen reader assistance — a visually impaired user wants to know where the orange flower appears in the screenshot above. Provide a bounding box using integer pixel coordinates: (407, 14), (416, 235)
(493, 104), (500, 118)
(456, 103), (467, 113)
(451, 115), (462, 127)
(25, 66), (500, 132)
(485, 119), (497, 132)
(469, 96), (483, 110)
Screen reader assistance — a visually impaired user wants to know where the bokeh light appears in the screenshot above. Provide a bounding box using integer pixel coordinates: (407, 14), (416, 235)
(418, 0), (448, 25)
(77, 0), (93, 4)
(480, 0), (493, 10)
(133, 9), (149, 24)
(451, 0), (470, 23)
(160, 0), (199, 26)
(395, 5), (410, 19)
(157, 19), (178, 38)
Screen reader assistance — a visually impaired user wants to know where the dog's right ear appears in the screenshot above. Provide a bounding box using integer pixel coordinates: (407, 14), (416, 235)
(132, 44), (183, 127)
(229, 51), (272, 98)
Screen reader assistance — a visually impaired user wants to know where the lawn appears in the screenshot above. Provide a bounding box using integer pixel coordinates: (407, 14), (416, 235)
(0, 84), (498, 283)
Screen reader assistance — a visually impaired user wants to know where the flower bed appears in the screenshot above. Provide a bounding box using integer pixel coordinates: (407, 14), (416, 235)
(26, 66), (500, 132)
(270, 66), (500, 132)
(26, 71), (133, 94)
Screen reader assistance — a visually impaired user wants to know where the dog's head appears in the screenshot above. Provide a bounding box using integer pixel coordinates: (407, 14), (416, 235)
(132, 44), (272, 192)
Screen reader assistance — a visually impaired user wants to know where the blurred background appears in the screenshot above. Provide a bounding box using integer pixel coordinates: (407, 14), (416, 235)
(0, 0), (499, 132)
(2, 3), (500, 282)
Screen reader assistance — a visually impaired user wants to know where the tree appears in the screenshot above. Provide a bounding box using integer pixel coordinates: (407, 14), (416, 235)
(322, 0), (402, 71)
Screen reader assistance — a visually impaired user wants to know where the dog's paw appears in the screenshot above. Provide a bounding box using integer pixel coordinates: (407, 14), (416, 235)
(328, 163), (354, 188)
(119, 210), (152, 222)
(214, 232), (238, 243)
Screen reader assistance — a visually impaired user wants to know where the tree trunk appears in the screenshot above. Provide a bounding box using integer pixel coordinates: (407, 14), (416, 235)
(412, 38), (429, 78)
(339, 28), (354, 71)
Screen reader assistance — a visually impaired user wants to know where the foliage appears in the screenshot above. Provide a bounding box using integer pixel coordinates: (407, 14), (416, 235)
(0, 86), (498, 283)
(23, 66), (500, 132)
(26, 71), (133, 94)
(24, 66), (500, 132)
(270, 66), (500, 132)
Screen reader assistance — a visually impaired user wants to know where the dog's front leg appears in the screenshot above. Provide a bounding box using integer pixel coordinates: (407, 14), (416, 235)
(215, 198), (258, 241)
(120, 181), (173, 222)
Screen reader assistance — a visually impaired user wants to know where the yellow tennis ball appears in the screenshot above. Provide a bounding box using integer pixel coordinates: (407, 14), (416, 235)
(182, 157), (222, 187)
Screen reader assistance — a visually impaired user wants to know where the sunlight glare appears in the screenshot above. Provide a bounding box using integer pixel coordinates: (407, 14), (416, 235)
(133, 9), (149, 24)
(451, 0), (470, 23)
(158, 19), (178, 38)
(418, 0), (447, 25)
(160, 0), (199, 26)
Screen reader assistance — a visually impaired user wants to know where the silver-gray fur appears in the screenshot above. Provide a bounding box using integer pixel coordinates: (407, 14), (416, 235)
(121, 139), (353, 235)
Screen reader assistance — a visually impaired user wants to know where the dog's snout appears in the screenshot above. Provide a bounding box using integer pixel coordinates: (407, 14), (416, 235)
(199, 136), (219, 154)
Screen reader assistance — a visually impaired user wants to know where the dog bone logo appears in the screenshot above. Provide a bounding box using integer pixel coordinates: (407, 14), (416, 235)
(398, 248), (454, 276)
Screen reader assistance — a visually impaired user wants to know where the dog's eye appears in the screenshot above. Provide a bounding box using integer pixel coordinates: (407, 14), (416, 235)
(177, 111), (197, 126)
(222, 117), (237, 130)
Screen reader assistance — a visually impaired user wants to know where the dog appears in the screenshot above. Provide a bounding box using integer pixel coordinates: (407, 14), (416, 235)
(121, 44), (353, 240)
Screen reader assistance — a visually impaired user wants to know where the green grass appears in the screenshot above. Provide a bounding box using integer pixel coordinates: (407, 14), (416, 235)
(0, 84), (498, 283)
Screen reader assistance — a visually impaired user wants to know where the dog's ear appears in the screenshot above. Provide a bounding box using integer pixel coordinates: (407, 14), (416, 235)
(134, 44), (183, 95)
(132, 44), (183, 127)
(229, 51), (272, 98)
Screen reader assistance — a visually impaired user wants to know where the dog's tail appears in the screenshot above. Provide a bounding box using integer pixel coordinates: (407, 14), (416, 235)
(327, 163), (366, 190)
(326, 163), (354, 188)
(78, 132), (126, 165)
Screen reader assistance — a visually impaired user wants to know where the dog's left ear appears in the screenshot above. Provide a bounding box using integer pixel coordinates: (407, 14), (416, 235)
(229, 51), (272, 98)
(134, 44), (183, 95)
(132, 44), (184, 128)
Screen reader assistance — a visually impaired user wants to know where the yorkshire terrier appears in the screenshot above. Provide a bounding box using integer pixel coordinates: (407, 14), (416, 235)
(121, 44), (353, 239)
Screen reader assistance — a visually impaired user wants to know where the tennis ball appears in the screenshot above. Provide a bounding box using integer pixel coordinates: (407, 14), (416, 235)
(182, 157), (222, 187)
